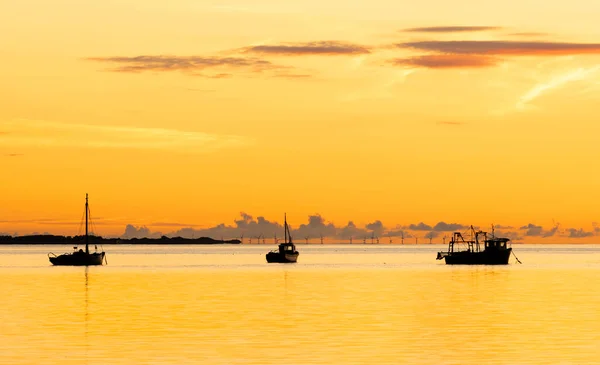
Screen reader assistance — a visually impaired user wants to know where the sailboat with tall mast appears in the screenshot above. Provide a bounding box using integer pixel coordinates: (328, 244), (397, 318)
(266, 213), (299, 263)
(48, 194), (106, 266)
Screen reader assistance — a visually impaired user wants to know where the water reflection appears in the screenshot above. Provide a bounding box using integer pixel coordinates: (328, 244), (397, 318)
(0, 245), (599, 364)
(84, 267), (89, 365)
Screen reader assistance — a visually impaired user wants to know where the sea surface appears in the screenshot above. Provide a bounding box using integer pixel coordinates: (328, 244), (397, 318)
(1, 244), (599, 365)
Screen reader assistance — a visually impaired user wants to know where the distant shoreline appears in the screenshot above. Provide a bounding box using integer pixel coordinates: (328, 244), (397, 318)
(0, 235), (597, 245)
(0, 235), (241, 245)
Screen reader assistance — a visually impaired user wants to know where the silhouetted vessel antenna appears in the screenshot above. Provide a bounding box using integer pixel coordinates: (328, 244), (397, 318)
(85, 193), (89, 254)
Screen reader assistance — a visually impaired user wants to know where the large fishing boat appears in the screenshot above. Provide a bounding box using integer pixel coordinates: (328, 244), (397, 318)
(436, 226), (514, 265)
(48, 194), (106, 266)
(266, 214), (299, 263)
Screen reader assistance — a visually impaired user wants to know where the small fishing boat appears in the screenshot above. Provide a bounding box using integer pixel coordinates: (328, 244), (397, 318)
(266, 214), (299, 263)
(436, 225), (514, 265)
(48, 194), (106, 266)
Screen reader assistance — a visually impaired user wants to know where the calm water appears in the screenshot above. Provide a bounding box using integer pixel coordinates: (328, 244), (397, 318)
(1, 244), (599, 365)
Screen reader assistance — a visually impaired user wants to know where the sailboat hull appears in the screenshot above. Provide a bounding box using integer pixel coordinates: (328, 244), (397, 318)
(266, 251), (299, 263)
(49, 252), (105, 266)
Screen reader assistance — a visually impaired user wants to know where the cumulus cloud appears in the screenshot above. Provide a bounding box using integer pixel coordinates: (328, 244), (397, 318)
(403, 26), (502, 33)
(493, 229), (522, 241)
(337, 221), (369, 240)
(407, 222), (468, 231)
(408, 222), (433, 231)
(566, 228), (594, 238)
(432, 222), (469, 231)
(386, 225), (412, 239)
(365, 220), (385, 236)
(242, 41), (371, 56)
(519, 223), (560, 237)
(122, 224), (155, 239)
(294, 215), (337, 239)
(8, 212), (595, 243)
(519, 223), (543, 236)
(143, 213), (283, 241)
(424, 231), (440, 239)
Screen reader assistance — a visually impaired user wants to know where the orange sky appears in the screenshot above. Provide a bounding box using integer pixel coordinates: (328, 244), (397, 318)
(2, 0), (600, 242)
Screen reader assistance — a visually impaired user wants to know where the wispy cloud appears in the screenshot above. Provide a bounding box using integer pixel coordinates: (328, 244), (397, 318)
(185, 88), (217, 92)
(0, 217), (117, 226)
(0, 120), (252, 152)
(339, 69), (416, 102)
(5, 153), (24, 157)
(399, 41), (600, 56)
(403, 26), (502, 33)
(391, 54), (497, 68)
(207, 4), (298, 15)
(517, 65), (600, 109)
(508, 32), (549, 37)
(86, 55), (283, 76)
(437, 121), (465, 126)
(210, 5), (260, 13)
(242, 41), (371, 56)
(273, 73), (312, 79)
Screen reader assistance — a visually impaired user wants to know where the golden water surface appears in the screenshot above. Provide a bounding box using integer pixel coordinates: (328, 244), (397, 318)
(1, 244), (599, 364)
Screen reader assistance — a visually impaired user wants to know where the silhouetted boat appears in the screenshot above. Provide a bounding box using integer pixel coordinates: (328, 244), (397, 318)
(436, 225), (512, 265)
(48, 194), (106, 266)
(266, 214), (299, 263)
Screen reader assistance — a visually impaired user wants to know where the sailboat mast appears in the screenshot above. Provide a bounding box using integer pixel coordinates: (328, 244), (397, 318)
(85, 193), (89, 254)
(284, 213), (287, 244)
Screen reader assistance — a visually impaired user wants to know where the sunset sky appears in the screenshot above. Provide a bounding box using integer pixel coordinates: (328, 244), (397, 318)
(2, 0), (600, 242)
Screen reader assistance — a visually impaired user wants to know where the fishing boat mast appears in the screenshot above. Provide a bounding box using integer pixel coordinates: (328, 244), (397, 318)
(85, 193), (89, 254)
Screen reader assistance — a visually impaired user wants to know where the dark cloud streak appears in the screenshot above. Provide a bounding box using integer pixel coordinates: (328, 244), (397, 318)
(243, 41), (371, 56)
(399, 40), (600, 56)
(403, 26), (502, 33)
(391, 54), (497, 68)
(87, 55), (283, 75)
